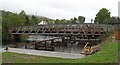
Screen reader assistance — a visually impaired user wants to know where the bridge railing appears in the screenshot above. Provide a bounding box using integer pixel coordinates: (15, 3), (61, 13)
(10, 24), (115, 35)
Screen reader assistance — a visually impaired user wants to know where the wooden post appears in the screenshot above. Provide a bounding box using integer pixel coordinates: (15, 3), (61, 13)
(35, 43), (38, 50)
(4, 46), (9, 52)
(51, 40), (54, 46)
(51, 40), (55, 51)
(25, 44), (27, 49)
(45, 41), (47, 50)
(62, 37), (67, 47)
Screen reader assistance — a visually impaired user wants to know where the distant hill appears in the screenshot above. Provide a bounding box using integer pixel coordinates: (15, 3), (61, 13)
(28, 15), (53, 20)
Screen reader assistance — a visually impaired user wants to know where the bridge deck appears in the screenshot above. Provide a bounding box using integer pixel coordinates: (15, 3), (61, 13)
(10, 24), (108, 35)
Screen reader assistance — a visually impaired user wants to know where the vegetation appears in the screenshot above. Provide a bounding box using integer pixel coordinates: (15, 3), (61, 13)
(110, 16), (119, 23)
(0, 11), (2, 45)
(1, 10), (86, 44)
(94, 8), (111, 24)
(2, 41), (118, 63)
(94, 8), (120, 24)
(78, 16), (85, 23)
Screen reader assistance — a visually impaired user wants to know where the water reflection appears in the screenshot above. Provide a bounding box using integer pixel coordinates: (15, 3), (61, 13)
(10, 35), (84, 54)
(54, 42), (83, 54)
(27, 35), (58, 41)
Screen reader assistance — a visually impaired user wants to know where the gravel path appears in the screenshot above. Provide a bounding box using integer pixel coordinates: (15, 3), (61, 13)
(3, 48), (85, 59)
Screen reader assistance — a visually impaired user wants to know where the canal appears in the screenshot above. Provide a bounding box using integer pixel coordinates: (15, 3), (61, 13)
(9, 35), (84, 54)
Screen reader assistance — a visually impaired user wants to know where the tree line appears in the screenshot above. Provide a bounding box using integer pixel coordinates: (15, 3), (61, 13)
(1, 10), (85, 44)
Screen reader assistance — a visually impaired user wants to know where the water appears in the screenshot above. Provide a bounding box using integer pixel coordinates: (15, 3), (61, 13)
(25, 35), (84, 54)
(55, 43), (83, 54)
(0, 46), (4, 53)
(0, 46), (1, 52)
(8, 35), (84, 54)
(27, 35), (58, 41)
(0, 45), (6, 52)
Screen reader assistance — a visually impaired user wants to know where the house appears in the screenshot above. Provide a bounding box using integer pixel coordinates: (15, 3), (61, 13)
(38, 20), (47, 25)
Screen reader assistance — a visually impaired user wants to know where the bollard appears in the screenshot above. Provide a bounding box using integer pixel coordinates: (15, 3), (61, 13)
(4, 46), (9, 52)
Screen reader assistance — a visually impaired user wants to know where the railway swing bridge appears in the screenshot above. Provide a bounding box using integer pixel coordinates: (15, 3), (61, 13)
(9, 24), (115, 51)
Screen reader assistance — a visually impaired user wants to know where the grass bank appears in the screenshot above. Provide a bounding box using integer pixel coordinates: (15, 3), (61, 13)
(2, 41), (118, 63)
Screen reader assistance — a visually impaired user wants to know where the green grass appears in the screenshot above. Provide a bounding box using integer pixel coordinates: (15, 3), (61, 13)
(2, 42), (118, 63)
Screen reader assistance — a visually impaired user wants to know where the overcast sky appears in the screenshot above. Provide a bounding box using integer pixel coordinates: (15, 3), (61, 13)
(0, 0), (119, 23)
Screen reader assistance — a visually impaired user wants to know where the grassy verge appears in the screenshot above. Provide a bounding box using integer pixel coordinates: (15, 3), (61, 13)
(2, 41), (118, 63)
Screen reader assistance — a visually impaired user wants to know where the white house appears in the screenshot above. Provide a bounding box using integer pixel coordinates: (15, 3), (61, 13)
(38, 20), (47, 25)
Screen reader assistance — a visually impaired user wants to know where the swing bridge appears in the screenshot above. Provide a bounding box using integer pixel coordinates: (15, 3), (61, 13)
(9, 24), (115, 51)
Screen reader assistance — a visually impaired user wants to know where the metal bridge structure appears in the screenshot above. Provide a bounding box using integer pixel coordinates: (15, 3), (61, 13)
(9, 24), (115, 50)
(10, 24), (115, 42)
(10, 24), (110, 35)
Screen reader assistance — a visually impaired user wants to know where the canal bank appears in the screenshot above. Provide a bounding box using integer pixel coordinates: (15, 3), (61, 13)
(4, 48), (85, 59)
(2, 41), (118, 63)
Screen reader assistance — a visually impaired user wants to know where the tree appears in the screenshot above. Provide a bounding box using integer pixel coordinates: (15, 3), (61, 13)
(2, 11), (17, 44)
(74, 17), (77, 21)
(2, 10), (43, 44)
(94, 8), (111, 24)
(19, 10), (26, 16)
(78, 16), (85, 23)
(110, 16), (119, 24)
(31, 15), (39, 25)
(70, 17), (77, 24)
(24, 15), (30, 25)
(54, 19), (60, 24)
(66, 20), (71, 24)
(60, 19), (67, 24)
(19, 10), (26, 26)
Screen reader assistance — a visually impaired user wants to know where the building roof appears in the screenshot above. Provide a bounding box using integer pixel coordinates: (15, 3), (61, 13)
(38, 20), (47, 25)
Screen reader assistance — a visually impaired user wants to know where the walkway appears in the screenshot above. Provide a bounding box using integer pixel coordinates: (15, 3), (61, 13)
(3, 48), (85, 59)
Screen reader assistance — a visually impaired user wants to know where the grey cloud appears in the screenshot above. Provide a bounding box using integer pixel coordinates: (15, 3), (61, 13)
(0, 0), (119, 22)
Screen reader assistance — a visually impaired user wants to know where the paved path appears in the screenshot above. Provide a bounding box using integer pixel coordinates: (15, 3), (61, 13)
(3, 48), (85, 59)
